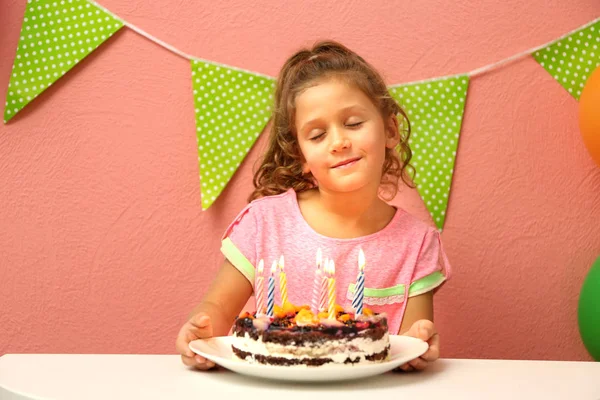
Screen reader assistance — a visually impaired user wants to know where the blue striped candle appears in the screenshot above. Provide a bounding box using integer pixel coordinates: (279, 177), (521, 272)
(267, 260), (276, 317)
(352, 249), (366, 315)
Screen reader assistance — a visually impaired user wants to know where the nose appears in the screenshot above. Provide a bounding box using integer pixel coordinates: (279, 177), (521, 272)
(329, 127), (351, 153)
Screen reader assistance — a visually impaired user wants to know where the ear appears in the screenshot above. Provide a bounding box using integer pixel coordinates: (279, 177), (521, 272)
(300, 154), (311, 174)
(384, 114), (401, 149)
(302, 162), (311, 174)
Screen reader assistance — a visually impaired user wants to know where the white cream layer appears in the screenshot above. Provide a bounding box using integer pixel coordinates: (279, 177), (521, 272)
(233, 332), (390, 364)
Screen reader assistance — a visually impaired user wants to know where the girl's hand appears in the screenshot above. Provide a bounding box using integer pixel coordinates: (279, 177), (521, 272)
(398, 319), (440, 372)
(175, 313), (216, 370)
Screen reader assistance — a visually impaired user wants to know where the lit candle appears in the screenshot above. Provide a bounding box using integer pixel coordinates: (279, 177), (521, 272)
(267, 260), (276, 317)
(311, 249), (322, 314)
(352, 249), (366, 316)
(327, 259), (337, 320)
(255, 259), (265, 316)
(319, 256), (329, 313)
(278, 255), (288, 306)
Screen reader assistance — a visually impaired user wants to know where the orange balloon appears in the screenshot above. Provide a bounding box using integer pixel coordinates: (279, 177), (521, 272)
(579, 66), (600, 167)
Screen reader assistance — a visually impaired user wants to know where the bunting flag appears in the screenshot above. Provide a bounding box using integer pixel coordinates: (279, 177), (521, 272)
(533, 20), (600, 100)
(3, 5), (598, 226)
(191, 60), (275, 209)
(390, 75), (469, 230)
(4, 0), (123, 123)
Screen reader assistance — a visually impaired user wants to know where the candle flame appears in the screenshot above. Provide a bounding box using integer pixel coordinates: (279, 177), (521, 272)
(358, 248), (365, 272)
(279, 255), (285, 272)
(258, 259), (264, 275)
(270, 260), (277, 275)
(329, 259), (335, 276)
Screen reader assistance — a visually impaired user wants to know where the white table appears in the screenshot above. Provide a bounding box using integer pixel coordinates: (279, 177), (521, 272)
(0, 354), (599, 399)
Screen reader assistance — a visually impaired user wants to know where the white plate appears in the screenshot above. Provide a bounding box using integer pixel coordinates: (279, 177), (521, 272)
(189, 335), (428, 382)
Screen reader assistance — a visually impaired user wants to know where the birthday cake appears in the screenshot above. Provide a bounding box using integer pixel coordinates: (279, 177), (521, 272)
(231, 303), (390, 366)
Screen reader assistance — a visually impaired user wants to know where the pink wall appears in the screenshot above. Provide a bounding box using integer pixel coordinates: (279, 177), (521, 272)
(1, 1), (599, 360)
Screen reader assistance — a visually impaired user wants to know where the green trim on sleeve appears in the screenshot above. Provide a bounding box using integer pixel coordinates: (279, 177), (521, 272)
(220, 237), (255, 285)
(347, 271), (447, 298)
(408, 271), (446, 297)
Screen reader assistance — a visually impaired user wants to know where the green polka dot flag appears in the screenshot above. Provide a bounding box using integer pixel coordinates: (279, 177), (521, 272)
(4, 0), (123, 123)
(533, 20), (600, 100)
(191, 60), (275, 209)
(389, 75), (469, 231)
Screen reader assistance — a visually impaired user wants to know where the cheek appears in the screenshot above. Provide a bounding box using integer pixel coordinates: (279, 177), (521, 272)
(361, 134), (385, 155)
(299, 146), (321, 173)
(304, 155), (322, 172)
(298, 141), (313, 160)
(302, 144), (325, 163)
(363, 136), (388, 166)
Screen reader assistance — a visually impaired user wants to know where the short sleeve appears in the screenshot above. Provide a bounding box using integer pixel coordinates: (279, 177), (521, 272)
(408, 228), (452, 298)
(220, 203), (258, 287)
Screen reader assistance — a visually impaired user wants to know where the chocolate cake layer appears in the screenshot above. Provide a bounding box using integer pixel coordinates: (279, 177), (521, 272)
(232, 346), (390, 366)
(236, 324), (388, 345)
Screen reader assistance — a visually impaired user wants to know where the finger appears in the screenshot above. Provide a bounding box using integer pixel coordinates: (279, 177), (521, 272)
(421, 332), (440, 362)
(402, 320), (433, 340)
(409, 357), (428, 371)
(181, 354), (196, 367)
(186, 323), (213, 340)
(190, 313), (211, 329)
(397, 362), (414, 372)
(175, 332), (195, 357)
(416, 320), (435, 341)
(193, 362), (216, 371)
(181, 354), (216, 370)
(194, 355), (215, 369)
(195, 355), (207, 364)
(193, 355), (216, 370)
(189, 317), (213, 339)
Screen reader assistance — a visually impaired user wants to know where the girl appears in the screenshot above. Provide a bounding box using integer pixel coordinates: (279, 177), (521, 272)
(176, 41), (451, 372)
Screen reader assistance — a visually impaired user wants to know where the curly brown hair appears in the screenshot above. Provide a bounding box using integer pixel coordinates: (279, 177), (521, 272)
(249, 40), (415, 202)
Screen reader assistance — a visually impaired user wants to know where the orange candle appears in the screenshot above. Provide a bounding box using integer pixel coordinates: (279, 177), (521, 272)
(278, 255), (288, 306)
(327, 259), (336, 320)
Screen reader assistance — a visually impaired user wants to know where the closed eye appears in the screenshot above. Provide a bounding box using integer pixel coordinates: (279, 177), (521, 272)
(346, 121), (363, 128)
(309, 132), (325, 141)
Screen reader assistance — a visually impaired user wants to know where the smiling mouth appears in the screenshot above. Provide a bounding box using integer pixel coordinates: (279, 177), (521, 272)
(332, 157), (362, 169)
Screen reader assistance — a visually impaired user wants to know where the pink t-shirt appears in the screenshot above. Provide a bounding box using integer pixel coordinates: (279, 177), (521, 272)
(221, 188), (451, 334)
